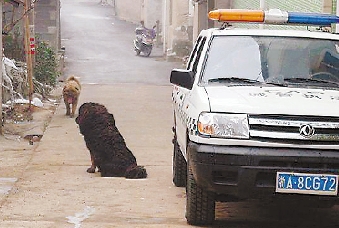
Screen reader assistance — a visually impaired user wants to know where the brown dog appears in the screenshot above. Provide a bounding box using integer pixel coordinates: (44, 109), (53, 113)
(63, 76), (81, 118)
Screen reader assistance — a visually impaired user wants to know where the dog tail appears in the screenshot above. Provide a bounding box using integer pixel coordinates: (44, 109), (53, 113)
(125, 165), (147, 179)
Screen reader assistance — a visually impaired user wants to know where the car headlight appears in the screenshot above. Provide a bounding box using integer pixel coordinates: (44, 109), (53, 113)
(197, 112), (249, 139)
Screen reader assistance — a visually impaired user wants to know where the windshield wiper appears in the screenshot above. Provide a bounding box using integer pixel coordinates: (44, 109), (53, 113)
(284, 78), (339, 86)
(265, 81), (287, 87)
(208, 77), (261, 84)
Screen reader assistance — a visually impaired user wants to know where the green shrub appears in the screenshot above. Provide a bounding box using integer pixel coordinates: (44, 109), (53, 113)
(34, 41), (60, 86)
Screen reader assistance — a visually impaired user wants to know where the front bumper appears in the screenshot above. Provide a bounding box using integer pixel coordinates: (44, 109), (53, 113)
(187, 142), (339, 200)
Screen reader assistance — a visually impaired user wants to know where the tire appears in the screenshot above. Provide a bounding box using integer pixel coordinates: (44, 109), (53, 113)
(134, 40), (141, 56)
(144, 46), (152, 57)
(186, 161), (215, 225)
(172, 139), (187, 187)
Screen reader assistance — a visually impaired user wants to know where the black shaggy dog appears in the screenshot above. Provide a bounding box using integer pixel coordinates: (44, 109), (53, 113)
(75, 102), (147, 179)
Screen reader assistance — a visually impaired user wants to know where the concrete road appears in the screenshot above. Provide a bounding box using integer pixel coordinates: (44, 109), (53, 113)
(0, 0), (339, 227)
(61, 0), (177, 85)
(0, 84), (189, 228)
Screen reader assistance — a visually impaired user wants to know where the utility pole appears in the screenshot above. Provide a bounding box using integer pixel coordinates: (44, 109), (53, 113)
(24, 0), (33, 110)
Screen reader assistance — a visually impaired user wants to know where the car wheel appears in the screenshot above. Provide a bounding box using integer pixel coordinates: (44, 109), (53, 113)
(186, 161), (215, 225)
(172, 139), (187, 187)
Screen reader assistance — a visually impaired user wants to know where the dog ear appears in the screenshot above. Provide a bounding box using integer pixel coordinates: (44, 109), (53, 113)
(78, 103), (86, 114)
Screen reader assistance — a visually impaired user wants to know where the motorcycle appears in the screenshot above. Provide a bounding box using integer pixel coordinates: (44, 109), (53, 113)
(133, 25), (156, 57)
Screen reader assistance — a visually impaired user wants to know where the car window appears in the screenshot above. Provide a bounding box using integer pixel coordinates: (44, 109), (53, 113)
(191, 37), (206, 75)
(187, 36), (202, 70)
(200, 35), (339, 87)
(201, 36), (262, 83)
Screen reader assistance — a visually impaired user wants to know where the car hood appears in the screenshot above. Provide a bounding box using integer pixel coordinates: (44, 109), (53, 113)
(204, 85), (339, 116)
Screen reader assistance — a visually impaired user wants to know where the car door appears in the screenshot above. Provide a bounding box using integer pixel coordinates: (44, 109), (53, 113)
(174, 36), (207, 158)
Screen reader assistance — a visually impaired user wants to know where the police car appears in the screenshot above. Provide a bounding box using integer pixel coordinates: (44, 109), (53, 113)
(170, 9), (339, 225)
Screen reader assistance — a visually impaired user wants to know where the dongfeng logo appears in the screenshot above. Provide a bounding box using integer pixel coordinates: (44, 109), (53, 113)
(299, 124), (315, 138)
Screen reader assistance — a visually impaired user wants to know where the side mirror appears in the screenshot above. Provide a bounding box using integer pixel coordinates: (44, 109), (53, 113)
(170, 69), (194, 90)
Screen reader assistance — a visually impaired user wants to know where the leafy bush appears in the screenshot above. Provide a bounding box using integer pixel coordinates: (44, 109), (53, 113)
(34, 41), (60, 86)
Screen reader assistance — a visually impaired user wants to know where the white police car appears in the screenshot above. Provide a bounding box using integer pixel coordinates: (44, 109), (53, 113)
(170, 9), (339, 225)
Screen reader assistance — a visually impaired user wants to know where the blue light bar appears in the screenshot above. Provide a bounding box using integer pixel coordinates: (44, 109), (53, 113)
(288, 12), (339, 26)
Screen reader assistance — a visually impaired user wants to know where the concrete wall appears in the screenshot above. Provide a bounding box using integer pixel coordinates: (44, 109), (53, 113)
(34, 0), (61, 52)
(115, 0), (142, 25)
(144, 0), (162, 28)
(162, 0), (192, 58)
(108, 0), (163, 48)
(110, 0), (161, 29)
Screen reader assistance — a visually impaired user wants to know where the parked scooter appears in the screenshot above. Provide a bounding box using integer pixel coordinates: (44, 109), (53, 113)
(134, 22), (156, 57)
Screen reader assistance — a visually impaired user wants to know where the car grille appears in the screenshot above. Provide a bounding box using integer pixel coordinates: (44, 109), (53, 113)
(249, 114), (339, 145)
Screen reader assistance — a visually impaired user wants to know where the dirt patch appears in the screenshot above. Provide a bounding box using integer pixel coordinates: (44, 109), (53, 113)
(2, 86), (63, 143)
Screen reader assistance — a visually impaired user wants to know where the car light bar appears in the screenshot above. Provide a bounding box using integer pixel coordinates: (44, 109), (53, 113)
(208, 9), (339, 26)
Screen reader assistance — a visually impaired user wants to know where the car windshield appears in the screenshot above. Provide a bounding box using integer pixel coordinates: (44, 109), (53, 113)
(201, 35), (339, 87)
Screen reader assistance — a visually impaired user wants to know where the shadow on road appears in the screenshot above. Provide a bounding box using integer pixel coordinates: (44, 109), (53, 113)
(210, 201), (339, 228)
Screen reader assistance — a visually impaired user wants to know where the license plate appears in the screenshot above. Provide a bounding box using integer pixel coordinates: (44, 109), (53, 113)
(276, 172), (338, 196)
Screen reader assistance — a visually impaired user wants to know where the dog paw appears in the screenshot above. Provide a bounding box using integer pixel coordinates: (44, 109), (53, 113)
(87, 167), (96, 173)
